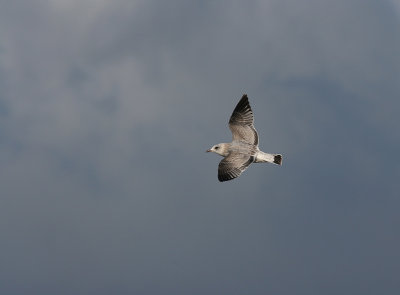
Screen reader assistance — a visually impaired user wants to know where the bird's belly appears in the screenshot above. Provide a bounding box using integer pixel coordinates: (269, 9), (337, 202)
(230, 142), (257, 154)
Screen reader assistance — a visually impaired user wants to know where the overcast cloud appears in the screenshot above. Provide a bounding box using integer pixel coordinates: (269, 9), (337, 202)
(0, 0), (399, 294)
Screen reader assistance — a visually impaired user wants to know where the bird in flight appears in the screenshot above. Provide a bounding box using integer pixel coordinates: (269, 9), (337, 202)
(207, 94), (282, 182)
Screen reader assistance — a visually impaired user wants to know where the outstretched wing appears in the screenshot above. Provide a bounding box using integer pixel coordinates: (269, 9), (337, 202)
(218, 153), (254, 182)
(229, 94), (259, 146)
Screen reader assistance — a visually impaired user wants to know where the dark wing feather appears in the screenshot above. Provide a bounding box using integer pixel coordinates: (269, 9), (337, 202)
(218, 153), (254, 182)
(228, 94), (258, 145)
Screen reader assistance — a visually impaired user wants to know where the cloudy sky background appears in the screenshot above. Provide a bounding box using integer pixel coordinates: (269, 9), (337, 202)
(1, 0), (399, 294)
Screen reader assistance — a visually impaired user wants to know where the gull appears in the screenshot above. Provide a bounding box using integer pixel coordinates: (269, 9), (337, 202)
(207, 94), (282, 182)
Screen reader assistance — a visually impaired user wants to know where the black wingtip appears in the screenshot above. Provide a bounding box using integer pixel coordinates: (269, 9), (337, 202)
(218, 174), (229, 182)
(232, 94), (250, 114)
(274, 154), (282, 165)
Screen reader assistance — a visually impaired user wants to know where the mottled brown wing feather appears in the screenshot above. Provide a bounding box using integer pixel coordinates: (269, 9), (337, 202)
(228, 94), (259, 145)
(218, 153), (254, 182)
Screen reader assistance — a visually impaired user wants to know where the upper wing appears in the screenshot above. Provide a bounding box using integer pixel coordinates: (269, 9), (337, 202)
(228, 94), (259, 145)
(218, 152), (254, 182)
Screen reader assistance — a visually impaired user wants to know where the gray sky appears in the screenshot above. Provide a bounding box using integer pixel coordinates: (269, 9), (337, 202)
(1, 0), (400, 294)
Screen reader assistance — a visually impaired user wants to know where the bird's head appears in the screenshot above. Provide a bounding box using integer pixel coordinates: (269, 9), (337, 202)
(206, 143), (229, 157)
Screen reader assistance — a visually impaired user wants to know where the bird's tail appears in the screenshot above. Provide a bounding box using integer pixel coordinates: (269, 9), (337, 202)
(255, 152), (282, 165)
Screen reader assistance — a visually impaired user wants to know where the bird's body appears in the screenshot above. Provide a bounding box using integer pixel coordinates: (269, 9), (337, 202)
(207, 94), (282, 182)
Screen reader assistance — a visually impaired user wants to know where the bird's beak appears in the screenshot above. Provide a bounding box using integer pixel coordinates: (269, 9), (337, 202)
(206, 149), (211, 153)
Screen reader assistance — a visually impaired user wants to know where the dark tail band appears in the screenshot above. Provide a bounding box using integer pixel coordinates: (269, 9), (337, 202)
(274, 154), (282, 165)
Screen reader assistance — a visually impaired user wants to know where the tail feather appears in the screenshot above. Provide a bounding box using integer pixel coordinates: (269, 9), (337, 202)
(255, 152), (282, 165)
(273, 154), (282, 165)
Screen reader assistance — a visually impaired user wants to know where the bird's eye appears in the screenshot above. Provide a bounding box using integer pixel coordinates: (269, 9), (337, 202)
(215, 146), (219, 150)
